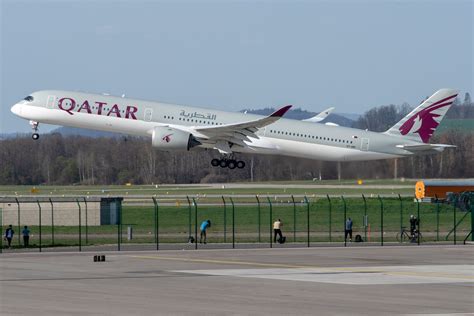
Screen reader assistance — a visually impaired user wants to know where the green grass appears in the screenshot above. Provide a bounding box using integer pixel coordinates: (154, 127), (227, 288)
(2, 197), (471, 248)
(0, 180), (414, 196)
(437, 119), (474, 134)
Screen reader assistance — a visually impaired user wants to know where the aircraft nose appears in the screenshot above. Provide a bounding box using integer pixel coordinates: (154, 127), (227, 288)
(11, 103), (23, 116)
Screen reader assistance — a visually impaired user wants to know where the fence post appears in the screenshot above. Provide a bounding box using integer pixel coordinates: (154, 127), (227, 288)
(83, 197), (88, 245)
(471, 194), (474, 242)
(291, 195), (296, 242)
(304, 196), (310, 247)
(193, 198), (198, 250)
(49, 198), (54, 246)
(417, 197), (421, 245)
(471, 196), (474, 242)
(15, 198), (20, 247)
(435, 194), (440, 241)
(152, 197), (159, 250)
(117, 198), (122, 251)
(398, 194), (403, 238)
(326, 195), (332, 242)
(76, 199), (82, 252)
(0, 207), (2, 253)
(229, 197), (235, 249)
(256, 196), (261, 243)
(378, 196), (384, 246)
(186, 196), (192, 242)
(36, 200), (42, 252)
(341, 196), (347, 247)
(221, 196), (227, 243)
(453, 197), (457, 245)
(362, 194), (367, 241)
(267, 197), (273, 248)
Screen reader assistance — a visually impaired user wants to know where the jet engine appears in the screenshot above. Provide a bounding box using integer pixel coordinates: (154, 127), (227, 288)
(151, 126), (201, 151)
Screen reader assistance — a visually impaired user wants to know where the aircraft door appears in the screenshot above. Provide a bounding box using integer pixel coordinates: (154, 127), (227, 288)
(144, 108), (153, 121)
(360, 138), (369, 151)
(46, 95), (57, 108)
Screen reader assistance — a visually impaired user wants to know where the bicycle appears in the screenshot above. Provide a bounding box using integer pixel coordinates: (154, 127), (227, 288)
(396, 227), (423, 243)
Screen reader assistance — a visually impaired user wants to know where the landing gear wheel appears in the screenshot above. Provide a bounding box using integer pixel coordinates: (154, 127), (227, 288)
(30, 121), (40, 140)
(219, 160), (228, 168)
(236, 161), (245, 169)
(227, 160), (237, 169)
(211, 158), (220, 167)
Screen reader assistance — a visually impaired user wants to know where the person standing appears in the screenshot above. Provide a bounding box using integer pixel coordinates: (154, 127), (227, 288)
(273, 219), (283, 243)
(199, 219), (211, 244)
(409, 215), (417, 237)
(4, 225), (14, 248)
(345, 218), (353, 242)
(22, 226), (30, 248)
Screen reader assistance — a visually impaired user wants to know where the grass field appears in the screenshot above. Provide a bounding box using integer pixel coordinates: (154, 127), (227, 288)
(2, 196), (471, 249)
(437, 119), (474, 134)
(0, 179), (416, 197)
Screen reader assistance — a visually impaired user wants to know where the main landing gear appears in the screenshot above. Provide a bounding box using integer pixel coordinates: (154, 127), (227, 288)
(211, 157), (246, 169)
(30, 121), (40, 140)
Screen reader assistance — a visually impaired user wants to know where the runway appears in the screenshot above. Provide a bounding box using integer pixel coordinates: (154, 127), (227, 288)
(0, 246), (472, 315)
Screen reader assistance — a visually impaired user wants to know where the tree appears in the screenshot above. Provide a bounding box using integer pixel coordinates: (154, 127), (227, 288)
(353, 104), (411, 132)
(464, 92), (472, 106)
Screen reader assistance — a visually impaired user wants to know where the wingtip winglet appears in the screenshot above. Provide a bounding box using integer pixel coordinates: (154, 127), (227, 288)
(270, 105), (292, 117)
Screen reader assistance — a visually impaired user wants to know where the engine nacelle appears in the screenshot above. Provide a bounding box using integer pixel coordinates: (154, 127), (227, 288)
(151, 126), (201, 151)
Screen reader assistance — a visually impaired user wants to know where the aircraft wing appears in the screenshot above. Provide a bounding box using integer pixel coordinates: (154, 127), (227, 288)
(396, 143), (456, 152)
(302, 107), (335, 123)
(193, 105), (292, 152)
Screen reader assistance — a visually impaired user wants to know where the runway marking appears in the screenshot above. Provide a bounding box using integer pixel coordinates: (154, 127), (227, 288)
(128, 255), (315, 269)
(174, 265), (474, 285)
(129, 256), (474, 282)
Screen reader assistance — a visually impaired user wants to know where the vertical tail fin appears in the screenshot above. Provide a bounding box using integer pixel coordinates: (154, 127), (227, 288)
(385, 89), (458, 143)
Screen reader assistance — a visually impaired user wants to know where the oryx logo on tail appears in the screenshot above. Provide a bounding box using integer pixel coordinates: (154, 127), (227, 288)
(385, 89), (458, 143)
(398, 94), (457, 143)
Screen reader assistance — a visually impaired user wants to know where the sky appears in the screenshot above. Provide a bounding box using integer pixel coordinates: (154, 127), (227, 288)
(1, 0), (472, 133)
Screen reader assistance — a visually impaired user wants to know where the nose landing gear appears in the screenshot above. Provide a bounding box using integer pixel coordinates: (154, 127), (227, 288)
(211, 156), (246, 169)
(30, 121), (40, 140)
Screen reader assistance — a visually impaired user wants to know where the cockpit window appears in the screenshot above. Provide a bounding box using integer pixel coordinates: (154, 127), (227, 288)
(24, 96), (34, 102)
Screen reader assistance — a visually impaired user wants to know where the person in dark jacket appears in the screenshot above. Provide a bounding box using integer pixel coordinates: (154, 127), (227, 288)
(4, 225), (14, 248)
(410, 215), (417, 237)
(345, 218), (353, 242)
(22, 226), (30, 247)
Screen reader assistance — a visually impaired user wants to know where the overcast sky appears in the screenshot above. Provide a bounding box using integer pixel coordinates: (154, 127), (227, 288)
(1, 0), (472, 133)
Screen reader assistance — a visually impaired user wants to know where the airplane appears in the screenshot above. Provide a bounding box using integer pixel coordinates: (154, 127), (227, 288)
(10, 88), (458, 169)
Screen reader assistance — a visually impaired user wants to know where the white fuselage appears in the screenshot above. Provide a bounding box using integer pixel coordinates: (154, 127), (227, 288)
(11, 90), (422, 161)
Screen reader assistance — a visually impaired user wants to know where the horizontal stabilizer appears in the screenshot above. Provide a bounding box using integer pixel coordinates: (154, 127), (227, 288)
(396, 143), (456, 152)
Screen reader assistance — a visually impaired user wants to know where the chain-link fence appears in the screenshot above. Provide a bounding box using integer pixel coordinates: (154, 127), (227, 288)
(1, 193), (472, 253)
